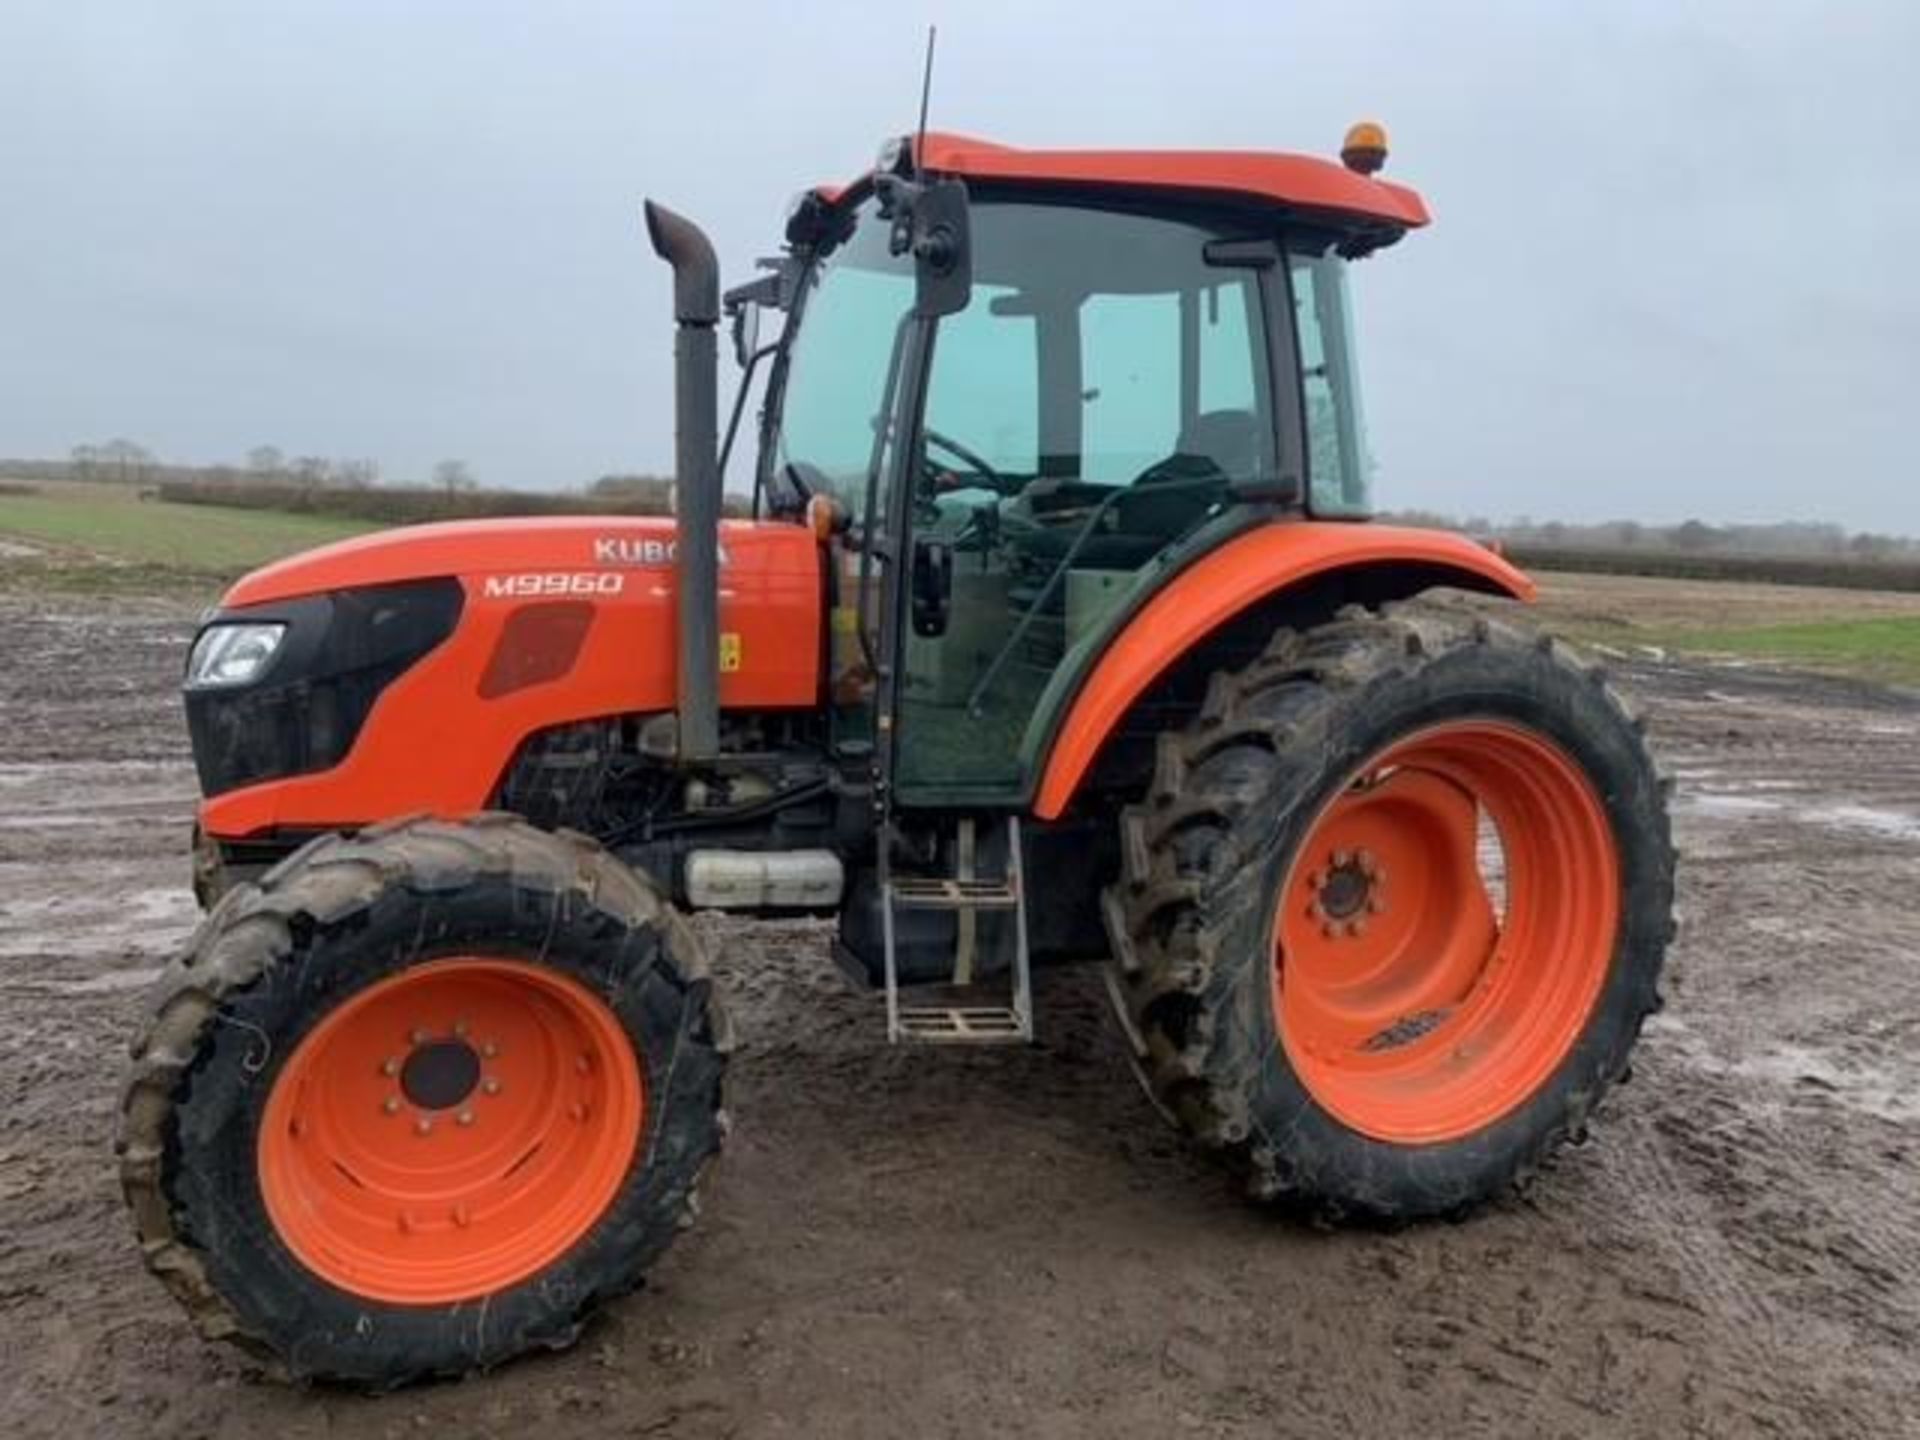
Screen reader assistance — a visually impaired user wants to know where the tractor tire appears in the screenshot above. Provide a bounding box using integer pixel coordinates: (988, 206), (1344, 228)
(1104, 602), (1673, 1220)
(119, 814), (729, 1387)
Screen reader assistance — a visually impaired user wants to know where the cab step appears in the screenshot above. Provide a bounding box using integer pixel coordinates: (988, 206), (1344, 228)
(889, 876), (1018, 909)
(896, 1005), (1026, 1042)
(880, 816), (1033, 1046)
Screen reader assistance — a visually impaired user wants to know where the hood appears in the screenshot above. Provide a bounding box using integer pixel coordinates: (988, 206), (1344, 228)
(228, 515), (717, 607)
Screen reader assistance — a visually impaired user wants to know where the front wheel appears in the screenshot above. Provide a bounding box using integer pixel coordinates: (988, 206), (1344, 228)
(119, 815), (728, 1386)
(1105, 603), (1674, 1219)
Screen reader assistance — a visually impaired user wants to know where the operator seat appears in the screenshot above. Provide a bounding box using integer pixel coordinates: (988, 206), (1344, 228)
(1018, 408), (1262, 573)
(1172, 408), (1264, 480)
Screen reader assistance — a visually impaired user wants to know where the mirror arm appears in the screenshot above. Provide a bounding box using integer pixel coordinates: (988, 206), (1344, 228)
(718, 341), (780, 478)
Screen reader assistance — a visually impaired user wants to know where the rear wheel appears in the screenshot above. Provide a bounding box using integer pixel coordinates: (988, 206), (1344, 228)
(1105, 603), (1673, 1218)
(120, 815), (728, 1386)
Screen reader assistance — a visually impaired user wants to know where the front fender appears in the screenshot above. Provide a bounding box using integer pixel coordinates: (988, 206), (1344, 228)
(1031, 523), (1534, 819)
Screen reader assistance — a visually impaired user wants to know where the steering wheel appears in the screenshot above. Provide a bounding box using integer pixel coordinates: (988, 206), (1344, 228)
(923, 427), (1009, 495)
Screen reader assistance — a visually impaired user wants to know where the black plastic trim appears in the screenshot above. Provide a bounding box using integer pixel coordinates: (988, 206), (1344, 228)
(183, 578), (464, 798)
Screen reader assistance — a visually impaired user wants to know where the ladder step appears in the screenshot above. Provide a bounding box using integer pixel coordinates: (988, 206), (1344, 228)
(896, 1005), (1027, 1043)
(887, 877), (1018, 909)
(881, 816), (1033, 1046)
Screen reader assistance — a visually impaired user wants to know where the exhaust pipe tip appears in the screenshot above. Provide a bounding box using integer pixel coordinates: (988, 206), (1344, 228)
(644, 197), (722, 762)
(644, 200), (720, 327)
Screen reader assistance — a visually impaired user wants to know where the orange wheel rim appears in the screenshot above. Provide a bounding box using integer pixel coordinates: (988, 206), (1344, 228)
(1274, 720), (1620, 1144)
(258, 958), (644, 1304)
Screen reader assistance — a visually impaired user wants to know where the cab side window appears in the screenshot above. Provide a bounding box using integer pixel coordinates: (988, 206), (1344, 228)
(1080, 292), (1180, 484)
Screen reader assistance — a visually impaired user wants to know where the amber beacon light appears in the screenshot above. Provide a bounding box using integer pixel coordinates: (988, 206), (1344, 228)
(1341, 121), (1390, 174)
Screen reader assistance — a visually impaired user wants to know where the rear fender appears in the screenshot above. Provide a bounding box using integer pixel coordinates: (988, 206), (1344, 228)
(1031, 523), (1533, 819)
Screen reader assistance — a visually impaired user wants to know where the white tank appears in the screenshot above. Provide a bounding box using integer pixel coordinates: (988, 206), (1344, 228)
(684, 849), (845, 910)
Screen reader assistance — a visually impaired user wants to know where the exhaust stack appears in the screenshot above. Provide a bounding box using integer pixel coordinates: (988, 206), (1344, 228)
(643, 200), (721, 761)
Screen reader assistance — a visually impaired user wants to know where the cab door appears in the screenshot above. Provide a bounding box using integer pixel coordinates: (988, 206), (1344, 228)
(891, 200), (1280, 808)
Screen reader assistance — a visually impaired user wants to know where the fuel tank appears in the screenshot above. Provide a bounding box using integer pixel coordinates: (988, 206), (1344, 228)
(193, 516), (823, 837)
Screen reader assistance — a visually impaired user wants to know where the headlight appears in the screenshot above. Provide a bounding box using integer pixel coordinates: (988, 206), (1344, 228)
(185, 623), (287, 689)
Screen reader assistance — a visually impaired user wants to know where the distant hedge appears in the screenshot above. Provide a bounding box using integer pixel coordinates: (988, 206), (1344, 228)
(1507, 546), (1920, 594)
(155, 480), (676, 524)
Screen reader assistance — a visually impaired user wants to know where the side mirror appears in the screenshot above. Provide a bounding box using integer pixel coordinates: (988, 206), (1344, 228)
(910, 179), (971, 319)
(910, 536), (953, 638)
(879, 175), (973, 319)
(730, 302), (761, 369)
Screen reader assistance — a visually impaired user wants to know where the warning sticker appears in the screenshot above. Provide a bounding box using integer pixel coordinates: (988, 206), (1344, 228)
(719, 632), (743, 673)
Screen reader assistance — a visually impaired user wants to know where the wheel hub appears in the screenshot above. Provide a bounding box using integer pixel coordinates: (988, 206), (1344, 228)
(399, 1038), (481, 1111)
(1307, 848), (1386, 934)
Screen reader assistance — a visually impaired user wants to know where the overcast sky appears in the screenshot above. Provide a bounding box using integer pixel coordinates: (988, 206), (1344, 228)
(3, 2), (1915, 532)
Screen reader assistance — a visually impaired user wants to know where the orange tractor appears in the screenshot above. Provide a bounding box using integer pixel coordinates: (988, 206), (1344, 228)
(120, 127), (1673, 1385)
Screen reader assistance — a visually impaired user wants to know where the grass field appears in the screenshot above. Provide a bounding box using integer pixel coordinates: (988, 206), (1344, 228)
(1655, 616), (1920, 685)
(1530, 571), (1920, 687)
(0, 485), (372, 578)
(0, 480), (375, 596)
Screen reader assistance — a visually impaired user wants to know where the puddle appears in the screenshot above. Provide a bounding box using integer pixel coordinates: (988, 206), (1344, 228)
(1679, 793), (1782, 820)
(1650, 1015), (1919, 1124)
(0, 760), (190, 788)
(1678, 790), (1920, 843)
(1800, 804), (1920, 844)
(59, 965), (164, 994)
(0, 886), (198, 958)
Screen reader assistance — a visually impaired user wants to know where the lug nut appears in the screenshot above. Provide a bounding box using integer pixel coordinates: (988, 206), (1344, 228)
(1333, 849), (1353, 869)
(452, 1019), (469, 1039)
(1367, 896), (1385, 915)
(380, 1056), (401, 1078)
(1322, 921), (1340, 939)
(414, 1117), (433, 1137)
(1347, 918), (1367, 938)
(482, 1078), (502, 1096)
(1357, 849), (1378, 876)
(382, 1096), (402, 1116)
(1308, 870), (1328, 892)
(481, 1041), (499, 1059)
(456, 1108), (475, 1127)
(409, 1027), (430, 1046)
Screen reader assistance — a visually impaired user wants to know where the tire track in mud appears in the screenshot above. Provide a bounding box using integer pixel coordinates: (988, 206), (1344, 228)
(1604, 655), (1920, 1434)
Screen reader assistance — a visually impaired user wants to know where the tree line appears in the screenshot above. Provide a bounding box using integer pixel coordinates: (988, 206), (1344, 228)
(1385, 511), (1918, 563)
(1, 442), (674, 507)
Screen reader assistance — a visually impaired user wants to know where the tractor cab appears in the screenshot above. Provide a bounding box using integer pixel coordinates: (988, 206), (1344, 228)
(735, 133), (1414, 806)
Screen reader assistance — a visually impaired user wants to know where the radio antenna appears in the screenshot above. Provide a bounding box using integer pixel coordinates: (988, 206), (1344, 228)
(913, 25), (937, 175)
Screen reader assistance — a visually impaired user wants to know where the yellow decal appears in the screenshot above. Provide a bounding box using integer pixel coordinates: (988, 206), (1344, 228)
(719, 632), (743, 673)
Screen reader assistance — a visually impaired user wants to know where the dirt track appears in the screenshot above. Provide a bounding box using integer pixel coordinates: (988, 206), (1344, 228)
(1, 580), (1917, 1438)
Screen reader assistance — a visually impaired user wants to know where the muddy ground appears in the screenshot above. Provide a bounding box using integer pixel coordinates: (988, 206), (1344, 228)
(0, 575), (1916, 1438)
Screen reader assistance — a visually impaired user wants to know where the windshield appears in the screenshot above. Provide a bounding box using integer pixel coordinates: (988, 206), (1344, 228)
(770, 203), (913, 508)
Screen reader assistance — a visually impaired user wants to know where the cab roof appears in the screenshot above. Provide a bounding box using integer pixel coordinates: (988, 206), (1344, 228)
(822, 130), (1430, 234)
